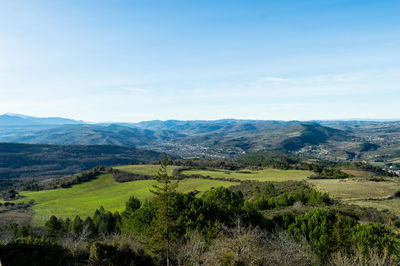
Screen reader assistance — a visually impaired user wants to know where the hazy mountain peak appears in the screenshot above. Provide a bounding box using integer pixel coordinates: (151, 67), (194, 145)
(0, 113), (83, 126)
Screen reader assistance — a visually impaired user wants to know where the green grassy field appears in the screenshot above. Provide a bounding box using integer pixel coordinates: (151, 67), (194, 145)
(180, 168), (313, 182)
(19, 163), (400, 226)
(15, 174), (238, 225)
(113, 164), (180, 175)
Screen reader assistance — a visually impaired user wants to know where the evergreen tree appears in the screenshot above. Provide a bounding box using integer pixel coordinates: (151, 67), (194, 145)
(45, 216), (62, 237)
(149, 154), (179, 266)
(122, 196), (141, 219)
(253, 186), (260, 199)
(71, 215), (83, 235)
(83, 217), (97, 237)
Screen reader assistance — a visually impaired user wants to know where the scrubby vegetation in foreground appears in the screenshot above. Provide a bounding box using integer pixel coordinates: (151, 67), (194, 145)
(1, 156), (400, 265)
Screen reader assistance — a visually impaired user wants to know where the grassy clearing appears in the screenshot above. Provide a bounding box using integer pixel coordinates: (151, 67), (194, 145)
(113, 164), (180, 175)
(350, 198), (400, 217)
(15, 174), (237, 225)
(180, 168), (313, 182)
(307, 179), (399, 201)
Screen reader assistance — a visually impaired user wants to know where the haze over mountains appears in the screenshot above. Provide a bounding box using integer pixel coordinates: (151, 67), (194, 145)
(1, 113), (400, 162)
(0, 113), (83, 126)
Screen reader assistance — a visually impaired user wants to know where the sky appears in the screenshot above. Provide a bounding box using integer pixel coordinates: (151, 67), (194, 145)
(0, 0), (399, 122)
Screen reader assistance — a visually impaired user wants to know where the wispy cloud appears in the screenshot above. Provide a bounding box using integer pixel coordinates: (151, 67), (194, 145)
(125, 87), (149, 93)
(262, 77), (290, 82)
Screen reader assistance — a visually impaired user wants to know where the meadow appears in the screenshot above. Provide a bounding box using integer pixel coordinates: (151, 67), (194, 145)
(350, 198), (400, 217)
(179, 168), (313, 181)
(15, 163), (400, 226)
(11, 165), (315, 225)
(307, 178), (399, 200)
(307, 177), (400, 218)
(15, 174), (238, 225)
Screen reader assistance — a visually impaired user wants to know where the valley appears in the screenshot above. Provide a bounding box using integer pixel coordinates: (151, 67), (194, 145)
(1, 114), (400, 167)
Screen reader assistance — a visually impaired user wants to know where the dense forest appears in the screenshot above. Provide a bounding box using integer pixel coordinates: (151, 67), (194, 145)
(0, 143), (166, 180)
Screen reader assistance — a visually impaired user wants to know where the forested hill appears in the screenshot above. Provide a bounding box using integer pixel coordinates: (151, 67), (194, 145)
(0, 143), (167, 179)
(1, 114), (400, 162)
(0, 115), (353, 158)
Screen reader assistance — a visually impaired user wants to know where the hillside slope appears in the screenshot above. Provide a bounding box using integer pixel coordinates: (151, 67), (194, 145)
(1, 115), (399, 162)
(0, 143), (166, 179)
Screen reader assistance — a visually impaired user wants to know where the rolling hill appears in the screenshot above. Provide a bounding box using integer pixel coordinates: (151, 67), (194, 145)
(1, 114), (399, 165)
(0, 143), (167, 179)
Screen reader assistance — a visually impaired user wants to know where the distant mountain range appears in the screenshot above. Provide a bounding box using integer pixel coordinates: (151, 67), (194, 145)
(1, 113), (399, 162)
(0, 113), (83, 126)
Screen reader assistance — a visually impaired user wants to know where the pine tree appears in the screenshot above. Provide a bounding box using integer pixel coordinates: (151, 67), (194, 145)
(71, 215), (83, 235)
(149, 154), (179, 266)
(45, 215), (61, 237)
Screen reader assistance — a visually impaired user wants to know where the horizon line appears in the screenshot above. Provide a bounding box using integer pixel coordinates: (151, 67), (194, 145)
(1, 113), (400, 124)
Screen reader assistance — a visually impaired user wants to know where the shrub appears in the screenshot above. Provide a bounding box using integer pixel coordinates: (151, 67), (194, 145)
(330, 247), (398, 266)
(89, 241), (154, 265)
(0, 237), (72, 265)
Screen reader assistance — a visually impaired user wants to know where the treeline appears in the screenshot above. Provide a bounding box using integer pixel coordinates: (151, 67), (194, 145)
(170, 158), (242, 170)
(0, 179), (18, 192)
(250, 183), (332, 210)
(0, 235), (153, 265)
(309, 168), (352, 179)
(170, 150), (301, 170)
(59, 166), (105, 188)
(21, 166), (105, 192)
(1, 167), (106, 201)
(170, 151), (367, 179)
(45, 206), (121, 238)
(110, 168), (154, 183)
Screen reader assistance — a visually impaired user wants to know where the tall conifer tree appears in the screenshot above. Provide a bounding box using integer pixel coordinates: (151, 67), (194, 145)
(149, 154), (178, 266)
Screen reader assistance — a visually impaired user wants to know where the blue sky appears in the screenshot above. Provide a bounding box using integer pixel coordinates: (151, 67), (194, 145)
(0, 0), (399, 122)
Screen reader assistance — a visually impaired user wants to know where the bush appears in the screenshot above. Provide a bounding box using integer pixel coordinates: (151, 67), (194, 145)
(0, 237), (72, 265)
(330, 247), (398, 266)
(89, 241), (154, 265)
(287, 209), (400, 261)
(288, 209), (357, 261)
(198, 222), (317, 265)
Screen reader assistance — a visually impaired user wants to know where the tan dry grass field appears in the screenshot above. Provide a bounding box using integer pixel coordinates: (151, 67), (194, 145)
(307, 178), (399, 201)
